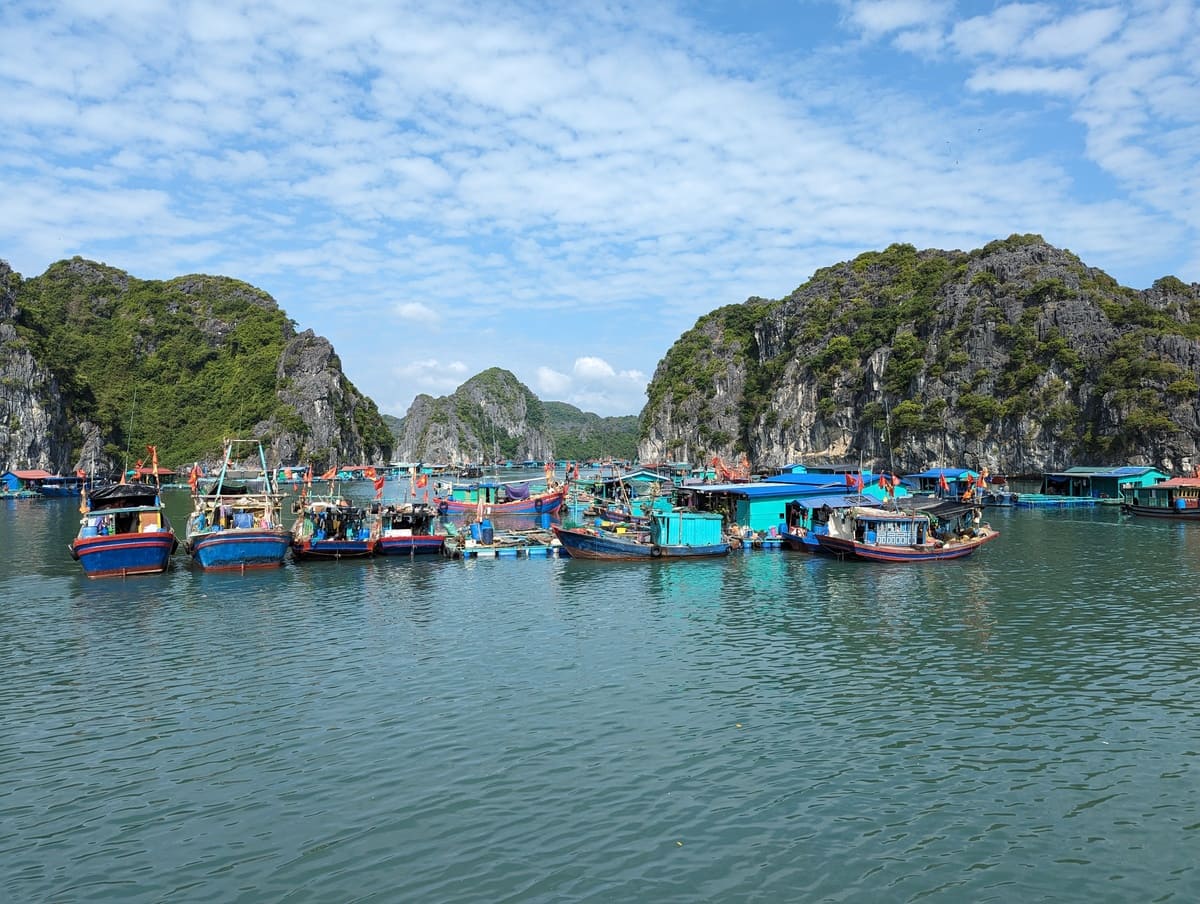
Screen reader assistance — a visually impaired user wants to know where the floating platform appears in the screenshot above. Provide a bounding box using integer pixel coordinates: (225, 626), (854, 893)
(1013, 494), (1097, 508)
(443, 528), (564, 559)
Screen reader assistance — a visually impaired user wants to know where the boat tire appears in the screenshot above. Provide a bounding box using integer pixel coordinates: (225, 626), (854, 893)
(651, 545), (663, 557)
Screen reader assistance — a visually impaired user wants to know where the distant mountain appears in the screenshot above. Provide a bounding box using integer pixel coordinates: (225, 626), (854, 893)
(542, 402), (639, 461)
(0, 256), (393, 474)
(392, 369), (638, 462)
(393, 368), (554, 463)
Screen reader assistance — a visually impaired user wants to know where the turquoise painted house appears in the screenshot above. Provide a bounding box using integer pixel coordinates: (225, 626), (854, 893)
(1040, 466), (1167, 499)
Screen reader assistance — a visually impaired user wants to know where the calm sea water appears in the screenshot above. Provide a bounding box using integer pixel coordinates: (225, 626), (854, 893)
(2, 489), (1199, 903)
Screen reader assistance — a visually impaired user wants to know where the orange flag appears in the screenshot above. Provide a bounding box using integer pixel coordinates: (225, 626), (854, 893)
(373, 475), (385, 498)
(320, 466), (337, 481)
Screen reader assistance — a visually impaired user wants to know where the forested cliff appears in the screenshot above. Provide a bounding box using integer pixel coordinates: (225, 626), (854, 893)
(639, 235), (1200, 475)
(0, 257), (392, 474)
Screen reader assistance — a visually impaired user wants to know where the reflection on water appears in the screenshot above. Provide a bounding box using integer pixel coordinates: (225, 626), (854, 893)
(2, 500), (1200, 902)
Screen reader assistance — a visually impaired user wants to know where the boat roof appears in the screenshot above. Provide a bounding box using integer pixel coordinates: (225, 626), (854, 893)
(686, 480), (848, 498)
(923, 499), (980, 520)
(1045, 465), (1162, 478)
(7, 469), (54, 479)
(785, 493), (874, 509)
(88, 482), (161, 504)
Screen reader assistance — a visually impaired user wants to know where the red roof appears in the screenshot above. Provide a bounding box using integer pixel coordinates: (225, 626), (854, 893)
(13, 469), (53, 479)
(130, 466), (177, 476)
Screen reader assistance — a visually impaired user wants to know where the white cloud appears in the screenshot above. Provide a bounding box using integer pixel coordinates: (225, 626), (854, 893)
(967, 65), (1089, 96)
(0, 0), (1196, 424)
(573, 357), (617, 380)
(1023, 6), (1124, 59)
(951, 4), (1053, 58)
(536, 366), (571, 396)
(395, 301), (439, 325)
(844, 0), (950, 37)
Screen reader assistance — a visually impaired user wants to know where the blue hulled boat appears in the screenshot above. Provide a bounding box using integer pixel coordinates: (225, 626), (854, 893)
(70, 482), (177, 578)
(375, 502), (445, 555)
(552, 511), (730, 560)
(291, 497), (378, 560)
(185, 440), (291, 571)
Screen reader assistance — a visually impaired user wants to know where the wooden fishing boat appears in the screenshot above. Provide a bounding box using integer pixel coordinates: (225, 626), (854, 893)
(435, 481), (567, 516)
(184, 439), (292, 571)
(1120, 476), (1200, 519)
(375, 502), (446, 555)
(779, 493), (870, 552)
(37, 474), (86, 498)
(814, 500), (999, 562)
(291, 497), (379, 560)
(69, 481), (177, 577)
(552, 511), (730, 560)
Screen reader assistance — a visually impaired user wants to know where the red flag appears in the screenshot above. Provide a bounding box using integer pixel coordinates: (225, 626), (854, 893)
(304, 466), (312, 487)
(320, 466), (337, 481)
(938, 472), (949, 492)
(845, 472), (853, 487)
(416, 474), (428, 488)
(373, 475), (385, 499)
(189, 464), (201, 492)
(572, 462), (580, 480)
(878, 474), (887, 489)
(364, 466), (377, 479)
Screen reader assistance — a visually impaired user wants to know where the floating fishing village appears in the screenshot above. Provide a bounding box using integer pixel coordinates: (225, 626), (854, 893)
(4, 445), (1199, 577)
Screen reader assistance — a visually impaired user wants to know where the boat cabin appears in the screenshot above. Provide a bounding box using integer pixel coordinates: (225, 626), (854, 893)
(649, 511), (725, 547)
(902, 467), (980, 498)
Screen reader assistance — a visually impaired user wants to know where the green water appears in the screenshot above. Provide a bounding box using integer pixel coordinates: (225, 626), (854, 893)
(2, 494), (1198, 902)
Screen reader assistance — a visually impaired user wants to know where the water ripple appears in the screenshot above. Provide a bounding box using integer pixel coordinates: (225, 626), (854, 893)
(3, 502), (1200, 901)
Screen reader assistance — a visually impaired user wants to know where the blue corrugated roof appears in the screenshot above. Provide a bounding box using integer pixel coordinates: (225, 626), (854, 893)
(903, 467), (978, 479)
(686, 481), (846, 499)
(766, 473), (867, 486)
(784, 493), (873, 509)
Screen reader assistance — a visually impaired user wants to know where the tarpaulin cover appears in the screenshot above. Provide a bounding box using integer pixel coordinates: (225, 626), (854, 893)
(503, 482), (531, 499)
(88, 482), (159, 505)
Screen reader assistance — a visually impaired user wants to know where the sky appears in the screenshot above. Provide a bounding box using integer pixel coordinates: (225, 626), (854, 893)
(1, 1), (1197, 418)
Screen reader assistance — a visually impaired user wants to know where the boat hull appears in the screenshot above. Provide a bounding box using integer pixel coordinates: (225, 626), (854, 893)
(815, 532), (997, 562)
(71, 531), (177, 578)
(553, 526), (730, 560)
(291, 538), (375, 560)
(1121, 503), (1200, 520)
(187, 528), (292, 570)
(779, 527), (822, 552)
(376, 535), (445, 555)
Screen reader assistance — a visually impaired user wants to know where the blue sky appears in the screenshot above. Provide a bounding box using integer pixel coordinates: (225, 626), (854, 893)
(1, 1), (1197, 418)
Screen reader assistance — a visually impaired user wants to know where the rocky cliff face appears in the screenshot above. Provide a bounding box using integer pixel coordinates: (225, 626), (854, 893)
(395, 368), (555, 463)
(639, 236), (1200, 475)
(0, 257), (392, 474)
(0, 263), (73, 471)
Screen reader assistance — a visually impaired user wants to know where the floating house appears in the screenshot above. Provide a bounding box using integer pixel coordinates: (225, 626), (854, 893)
(1040, 466), (1167, 500)
(1, 469), (53, 494)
